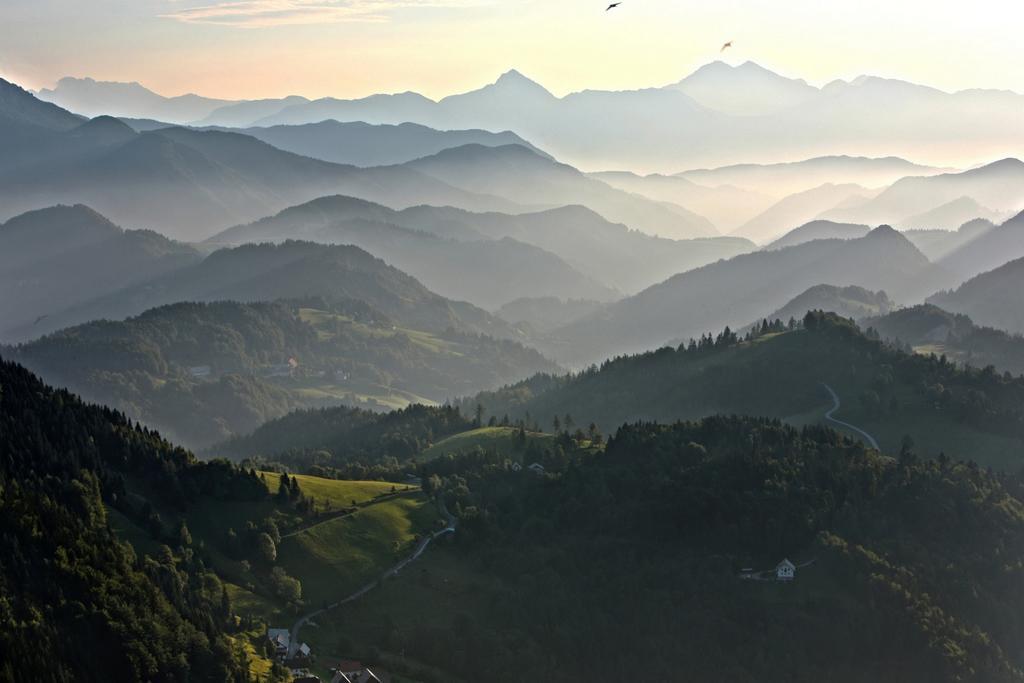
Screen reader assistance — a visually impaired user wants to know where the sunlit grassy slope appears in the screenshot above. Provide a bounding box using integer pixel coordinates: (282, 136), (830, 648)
(278, 494), (439, 605)
(419, 426), (556, 461)
(260, 472), (411, 507)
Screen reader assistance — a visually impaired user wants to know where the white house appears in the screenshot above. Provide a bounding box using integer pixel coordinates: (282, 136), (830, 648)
(775, 558), (796, 581)
(267, 628), (290, 656)
(528, 462), (546, 475)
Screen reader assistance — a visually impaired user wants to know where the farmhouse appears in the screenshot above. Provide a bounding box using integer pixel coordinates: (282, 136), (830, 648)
(266, 628), (290, 656)
(776, 558), (796, 581)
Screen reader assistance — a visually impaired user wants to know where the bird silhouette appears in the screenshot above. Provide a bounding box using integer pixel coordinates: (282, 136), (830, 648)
(33, 315), (48, 325)
(721, 41), (733, 52)
(606, 2), (622, 10)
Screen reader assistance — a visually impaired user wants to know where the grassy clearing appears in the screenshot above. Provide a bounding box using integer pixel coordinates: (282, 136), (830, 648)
(226, 581), (283, 624)
(260, 473), (409, 509)
(419, 426), (555, 462)
(278, 494), (440, 606)
(301, 544), (474, 682)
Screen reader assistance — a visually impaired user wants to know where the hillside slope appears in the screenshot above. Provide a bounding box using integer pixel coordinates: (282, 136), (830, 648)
(465, 312), (1024, 468)
(9, 299), (557, 448)
(0, 205), (201, 341)
(208, 195), (617, 309)
(549, 227), (951, 364)
(0, 357), (257, 680)
(929, 254), (1024, 335)
(14, 240), (524, 342)
(865, 304), (1024, 376)
(404, 143), (719, 239)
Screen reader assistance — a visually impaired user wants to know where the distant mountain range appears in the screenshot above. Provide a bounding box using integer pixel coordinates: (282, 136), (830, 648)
(544, 226), (953, 364)
(211, 195), (751, 296)
(929, 242), (1024, 335)
(822, 159), (1024, 228)
(731, 183), (877, 243)
(402, 143), (718, 239)
(588, 170), (773, 232)
(207, 195), (617, 310)
(2, 81), (722, 240)
(934, 211), (1024, 283)
(0, 205), (200, 340)
(36, 62), (1024, 171)
(0, 91), (521, 241)
(36, 76), (235, 123)
(7, 237), (525, 344)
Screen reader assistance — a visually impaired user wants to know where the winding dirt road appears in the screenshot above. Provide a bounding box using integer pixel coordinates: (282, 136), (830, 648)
(286, 498), (456, 658)
(821, 382), (880, 450)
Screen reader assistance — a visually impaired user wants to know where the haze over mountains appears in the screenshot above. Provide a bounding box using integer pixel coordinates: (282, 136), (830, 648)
(12, 30), (1024, 683)
(545, 226), (952, 364)
(36, 61), (1024, 172)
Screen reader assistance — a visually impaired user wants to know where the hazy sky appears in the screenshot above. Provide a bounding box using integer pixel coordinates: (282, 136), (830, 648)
(1, 0), (1022, 100)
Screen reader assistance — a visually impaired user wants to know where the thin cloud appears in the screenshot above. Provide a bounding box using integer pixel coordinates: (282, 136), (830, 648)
(161, 0), (481, 28)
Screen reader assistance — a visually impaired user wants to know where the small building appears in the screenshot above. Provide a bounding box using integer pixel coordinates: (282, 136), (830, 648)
(528, 462), (546, 475)
(266, 628), (290, 656)
(188, 365), (211, 378)
(297, 642), (312, 658)
(776, 558), (796, 581)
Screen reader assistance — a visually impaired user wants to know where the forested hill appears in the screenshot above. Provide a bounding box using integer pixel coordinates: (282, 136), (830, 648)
(413, 415), (1024, 682)
(0, 357), (261, 681)
(864, 304), (1024, 376)
(19, 240), (524, 343)
(461, 312), (1024, 469)
(8, 298), (556, 448)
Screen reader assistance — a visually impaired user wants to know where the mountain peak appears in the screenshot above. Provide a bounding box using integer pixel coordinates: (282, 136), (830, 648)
(867, 224), (901, 238)
(489, 69), (552, 95)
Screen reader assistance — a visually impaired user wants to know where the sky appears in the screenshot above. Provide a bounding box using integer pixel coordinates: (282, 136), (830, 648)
(1, 0), (1022, 100)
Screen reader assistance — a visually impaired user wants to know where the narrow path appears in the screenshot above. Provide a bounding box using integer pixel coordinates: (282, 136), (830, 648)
(286, 497), (456, 658)
(280, 489), (418, 540)
(821, 382), (880, 450)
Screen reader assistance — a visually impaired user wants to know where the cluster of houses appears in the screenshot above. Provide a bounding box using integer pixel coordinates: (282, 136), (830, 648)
(510, 461), (546, 475)
(266, 628), (310, 661)
(265, 630), (389, 683)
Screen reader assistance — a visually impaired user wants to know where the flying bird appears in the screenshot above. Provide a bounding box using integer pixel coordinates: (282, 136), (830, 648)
(721, 41), (733, 52)
(33, 315), (48, 326)
(606, 2), (622, 10)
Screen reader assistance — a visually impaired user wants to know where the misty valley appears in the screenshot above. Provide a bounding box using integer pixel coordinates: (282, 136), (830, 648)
(3, 42), (1024, 683)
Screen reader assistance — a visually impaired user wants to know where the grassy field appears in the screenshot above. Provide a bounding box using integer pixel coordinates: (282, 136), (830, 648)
(260, 473), (413, 509)
(278, 493), (440, 606)
(300, 544), (476, 683)
(419, 426), (556, 462)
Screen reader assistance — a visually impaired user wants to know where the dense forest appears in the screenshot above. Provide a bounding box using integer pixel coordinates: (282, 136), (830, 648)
(213, 403), (474, 472)
(357, 415), (1024, 682)
(459, 312), (1024, 468)
(6, 298), (556, 448)
(0, 356), (270, 681)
